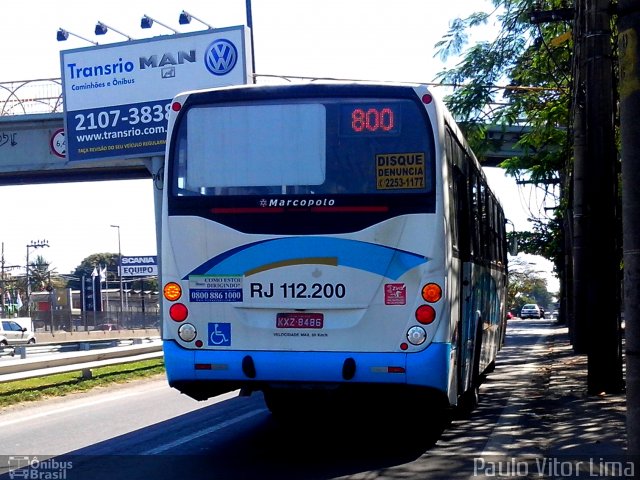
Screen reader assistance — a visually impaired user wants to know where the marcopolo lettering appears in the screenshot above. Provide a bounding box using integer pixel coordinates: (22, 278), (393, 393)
(139, 50), (197, 69)
(266, 198), (336, 207)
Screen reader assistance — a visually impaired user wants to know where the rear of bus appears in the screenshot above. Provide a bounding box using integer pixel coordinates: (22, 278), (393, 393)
(161, 83), (455, 409)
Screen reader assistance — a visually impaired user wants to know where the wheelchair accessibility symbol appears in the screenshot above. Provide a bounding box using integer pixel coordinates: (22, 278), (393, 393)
(208, 323), (231, 346)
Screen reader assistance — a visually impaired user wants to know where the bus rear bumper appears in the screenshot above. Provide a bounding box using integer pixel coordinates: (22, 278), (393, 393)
(164, 340), (452, 395)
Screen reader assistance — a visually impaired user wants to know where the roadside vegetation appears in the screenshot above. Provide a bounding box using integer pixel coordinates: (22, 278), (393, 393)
(0, 358), (165, 408)
(434, 0), (569, 276)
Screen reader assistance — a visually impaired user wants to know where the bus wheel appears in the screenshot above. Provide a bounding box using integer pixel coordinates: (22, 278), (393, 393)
(263, 389), (293, 419)
(456, 323), (483, 418)
(264, 389), (322, 423)
(456, 385), (479, 419)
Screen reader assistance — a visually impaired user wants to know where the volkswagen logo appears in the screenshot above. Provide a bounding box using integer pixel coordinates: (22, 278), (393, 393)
(204, 39), (238, 76)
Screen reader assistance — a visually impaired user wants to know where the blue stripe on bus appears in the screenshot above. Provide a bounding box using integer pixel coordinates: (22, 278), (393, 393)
(182, 237), (428, 280)
(163, 340), (450, 392)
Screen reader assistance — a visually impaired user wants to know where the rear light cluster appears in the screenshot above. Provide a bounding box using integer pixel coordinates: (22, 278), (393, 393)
(402, 282), (442, 349)
(164, 282), (199, 345)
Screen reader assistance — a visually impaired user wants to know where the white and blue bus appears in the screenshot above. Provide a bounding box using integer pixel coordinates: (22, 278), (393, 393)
(161, 82), (507, 417)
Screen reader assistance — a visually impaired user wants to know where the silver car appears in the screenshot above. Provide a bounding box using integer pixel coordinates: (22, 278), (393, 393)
(520, 304), (543, 319)
(0, 320), (36, 346)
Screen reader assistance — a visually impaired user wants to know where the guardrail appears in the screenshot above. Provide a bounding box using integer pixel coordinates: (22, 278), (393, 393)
(1, 337), (160, 359)
(0, 340), (163, 383)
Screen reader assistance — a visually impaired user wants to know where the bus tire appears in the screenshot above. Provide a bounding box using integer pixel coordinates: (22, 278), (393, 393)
(264, 389), (324, 423)
(457, 386), (479, 418)
(263, 389), (293, 419)
(456, 321), (483, 418)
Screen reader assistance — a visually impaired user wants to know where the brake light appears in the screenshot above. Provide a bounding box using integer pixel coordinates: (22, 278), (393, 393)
(164, 282), (182, 301)
(171, 101), (182, 112)
(169, 303), (189, 322)
(415, 305), (436, 324)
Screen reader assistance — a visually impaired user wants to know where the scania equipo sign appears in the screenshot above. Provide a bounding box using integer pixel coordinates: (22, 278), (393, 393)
(119, 256), (158, 277)
(60, 26), (252, 163)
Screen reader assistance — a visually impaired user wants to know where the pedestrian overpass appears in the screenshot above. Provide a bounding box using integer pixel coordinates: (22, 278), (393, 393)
(0, 78), (525, 185)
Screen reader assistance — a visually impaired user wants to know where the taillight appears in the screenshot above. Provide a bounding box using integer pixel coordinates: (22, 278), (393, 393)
(404, 282), (442, 348)
(414, 282), (441, 325)
(421, 283), (442, 303)
(164, 282), (182, 301)
(169, 303), (189, 322)
(415, 305), (436, 325)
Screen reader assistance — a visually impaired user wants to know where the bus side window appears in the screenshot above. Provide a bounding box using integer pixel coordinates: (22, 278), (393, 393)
(454, 165), (471, 261)
(445, 131), (459, 255)
(469, 172), (482, 260)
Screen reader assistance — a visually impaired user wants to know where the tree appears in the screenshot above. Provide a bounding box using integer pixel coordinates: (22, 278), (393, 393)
(68, 253), (119, 290)
(11, 254), (65, 316)
(436, 0), (625, 399)
(508, 216), (563, 277)
(507, 258), (554, 312)
(434, 0), (571, 264)
(618, 0), (640, 454)
(68, 253), (158, 293)
(28, 254), (52, 292)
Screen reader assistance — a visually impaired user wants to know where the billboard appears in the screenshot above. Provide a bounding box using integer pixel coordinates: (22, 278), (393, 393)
(119, 255), (158, 277)
(60, 26), (252, 163)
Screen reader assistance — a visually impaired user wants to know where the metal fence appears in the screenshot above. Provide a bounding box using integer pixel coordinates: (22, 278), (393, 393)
(0, 78), (63, 116)
(28, 289), (160, 333)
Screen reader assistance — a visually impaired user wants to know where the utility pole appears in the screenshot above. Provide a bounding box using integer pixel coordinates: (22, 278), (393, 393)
(110, 225), (124, 327)
(1, 243), (5, 316)
(571, 0), (588, 351)
(617, 0), (640, 456)
(25, 240), (49, 319)
(580, 0), (624, 393)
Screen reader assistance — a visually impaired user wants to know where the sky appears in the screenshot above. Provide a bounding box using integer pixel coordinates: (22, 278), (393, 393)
(0, 0), (559, 290)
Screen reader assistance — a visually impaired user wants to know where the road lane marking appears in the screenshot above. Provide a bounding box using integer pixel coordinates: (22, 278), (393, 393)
(0, 384), (169, 428)
(143, 408), (267, 455)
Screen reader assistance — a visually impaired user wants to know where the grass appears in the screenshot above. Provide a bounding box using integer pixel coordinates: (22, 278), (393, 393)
(0, 358), (166, 408)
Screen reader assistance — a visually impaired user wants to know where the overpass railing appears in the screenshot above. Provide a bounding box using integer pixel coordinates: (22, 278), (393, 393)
(0, 78), (63, 116)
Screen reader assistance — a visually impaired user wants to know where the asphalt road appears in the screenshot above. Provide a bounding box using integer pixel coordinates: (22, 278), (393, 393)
(0, 319), (566, 480)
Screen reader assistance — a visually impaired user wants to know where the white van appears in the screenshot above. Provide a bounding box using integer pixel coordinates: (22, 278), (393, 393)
(0, 319), (36, 346)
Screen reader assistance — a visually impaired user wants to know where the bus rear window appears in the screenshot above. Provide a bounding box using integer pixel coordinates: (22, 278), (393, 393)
(185, 104), (326, 190)
(172, 97), (434, 197)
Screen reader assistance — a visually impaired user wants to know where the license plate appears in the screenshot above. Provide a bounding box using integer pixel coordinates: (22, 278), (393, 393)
(276, 312), (324, 329)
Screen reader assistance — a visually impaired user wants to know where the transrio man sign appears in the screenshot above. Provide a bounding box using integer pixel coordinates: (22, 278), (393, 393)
(120, 256), (158, 277)
(60, 26), (252, 163)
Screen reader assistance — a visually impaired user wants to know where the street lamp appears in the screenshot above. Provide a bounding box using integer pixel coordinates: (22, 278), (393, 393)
(26, 240), (49, 318)
(95, 21), (134, 40)
(178, 10), (214, 29)
(110, 225), (124, 325)
(57, 28), (98, 45)
(140, 15), (179, 33)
